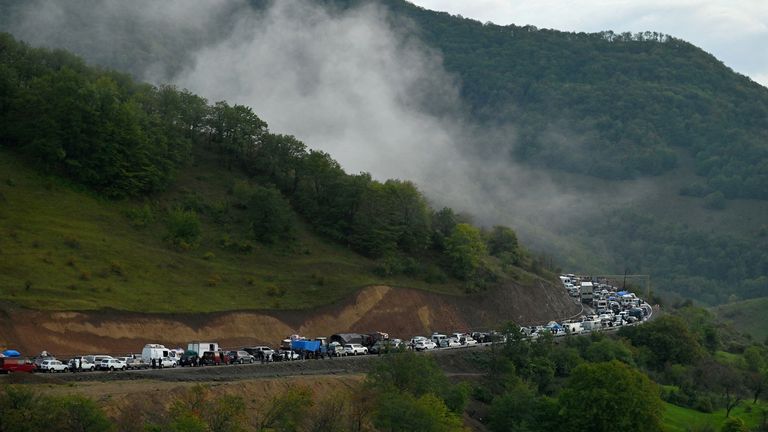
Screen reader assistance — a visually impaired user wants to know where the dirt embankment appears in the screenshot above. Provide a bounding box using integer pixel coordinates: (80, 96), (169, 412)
(0, 279), (579, 355)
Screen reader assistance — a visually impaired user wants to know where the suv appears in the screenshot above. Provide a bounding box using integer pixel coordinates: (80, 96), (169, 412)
(99, 358), (127, 371)
(227, 351), (254, 364)
(244, 346), (276, 362)
(39, 359), (68, 373)
(67, 358), (96, 372)
(342, 344), (368, 356)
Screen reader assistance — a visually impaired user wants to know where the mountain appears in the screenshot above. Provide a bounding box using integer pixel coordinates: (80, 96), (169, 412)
(1, 0), (766, 305)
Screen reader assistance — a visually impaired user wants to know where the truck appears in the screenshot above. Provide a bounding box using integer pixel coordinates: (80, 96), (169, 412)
(580, 282), (594, 303)
(141, 344), (177, 366)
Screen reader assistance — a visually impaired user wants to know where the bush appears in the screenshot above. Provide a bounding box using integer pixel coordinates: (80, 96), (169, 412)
(703, 191), (726, 210)
(165, 208), (201, 247)
(124, 204), (155, 228)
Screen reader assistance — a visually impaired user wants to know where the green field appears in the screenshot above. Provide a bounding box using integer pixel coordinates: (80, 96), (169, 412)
(714, 297), (768, 343)
(0, 150), (465, 313)
(663, 401), (768, 432)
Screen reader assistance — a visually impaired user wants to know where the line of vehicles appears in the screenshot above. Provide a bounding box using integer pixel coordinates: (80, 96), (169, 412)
(0, 274), (652, 375)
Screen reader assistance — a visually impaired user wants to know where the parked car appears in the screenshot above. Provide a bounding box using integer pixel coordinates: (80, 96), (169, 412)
(1, 357), (37, 374)
(370, 339), (403, 354)
(342, 344), (368, 356)
(156, 357), (178, 368)
(120, 356), (148, 370)
(200, 351), (226, 366)
(98, 358), (127, 371)
(244, 346), (276, 362)
(40, 359), (69, 373)
(413, 339), (437, 351)
(67, 357), (96, 372)
(179, 350), (200, 367)
(227, 351), (254, 364)
(276, 349), (300, 360)
(445, 338), (462, 348)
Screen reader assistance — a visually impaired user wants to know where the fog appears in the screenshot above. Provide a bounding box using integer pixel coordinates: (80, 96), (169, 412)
(2, 0), (653, 243)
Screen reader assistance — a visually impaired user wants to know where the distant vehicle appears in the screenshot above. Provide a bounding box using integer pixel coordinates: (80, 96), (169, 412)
(564, 322), (582, 334)
(67, 357), (96, 372)
(580, 282), (594, 303)
(141, 344), (176, 365)
(414, 339), (437, 351)
(342, 344), (368, 356)
(98, 358), (127, 371)
(40, 359), (69, 373)
(370, 339), (404, 354)
(431, 333), (448, 347)
(179, 350), (200, 367)
(227, 351), (254, 364)
(244, 346), (276, 362)
(277, 349), (300, 360)
(200, 351), (226, 366)
(119, 356), (148, 370)
(84, 355), (113, 365)
(1, 357), (36, 374)
(156, 357), (177, 368)
(187, 342), (219, 357)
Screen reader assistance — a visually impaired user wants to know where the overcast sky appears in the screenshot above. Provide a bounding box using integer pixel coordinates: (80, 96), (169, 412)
(408, 0), (768, 87)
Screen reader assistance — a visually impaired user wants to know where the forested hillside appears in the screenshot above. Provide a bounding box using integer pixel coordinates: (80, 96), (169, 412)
(0, 33), (544, 310)
(1, 0), (766, 305)
(376, 0), (768, 199)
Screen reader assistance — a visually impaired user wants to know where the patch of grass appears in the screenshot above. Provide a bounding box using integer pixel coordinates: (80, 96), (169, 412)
(0, 149), (465, 313)
(714, 297), (768, 343)
(662, 401), (768, 432)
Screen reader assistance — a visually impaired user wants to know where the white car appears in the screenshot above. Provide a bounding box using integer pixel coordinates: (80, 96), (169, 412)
(39, 359), (68, 373)
(446, 338), (462, 348)
(342, 344), (368, 356)
(414, 339), (437, 351)
(67, 358), (96, 371)
(98, 358), (127, 371)
(463, 336), (478, 346)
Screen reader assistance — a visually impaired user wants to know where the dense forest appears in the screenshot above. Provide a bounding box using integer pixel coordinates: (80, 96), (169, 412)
(369, 0), (768, 200)
(0, 33), (529, 290)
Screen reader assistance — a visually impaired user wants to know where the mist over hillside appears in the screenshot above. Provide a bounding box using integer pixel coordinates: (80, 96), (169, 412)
(2, 0), (766, 304)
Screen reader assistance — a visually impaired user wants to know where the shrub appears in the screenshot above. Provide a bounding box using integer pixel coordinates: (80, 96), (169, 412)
(165, 208), (201, 248)
(124, 204), (155, 228)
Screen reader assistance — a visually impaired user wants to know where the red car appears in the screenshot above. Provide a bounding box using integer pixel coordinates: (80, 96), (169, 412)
(0, 357), (37, 373)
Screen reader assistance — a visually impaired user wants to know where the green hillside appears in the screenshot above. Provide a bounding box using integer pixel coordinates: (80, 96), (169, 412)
(2, 1), (767, 305)
(714, 298), (768, 343)
(0, 33), (546, 312)
(0, 148), (462, 312)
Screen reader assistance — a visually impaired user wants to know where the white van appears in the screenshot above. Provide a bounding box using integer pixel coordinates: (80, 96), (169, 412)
(431, 333), (448, 348)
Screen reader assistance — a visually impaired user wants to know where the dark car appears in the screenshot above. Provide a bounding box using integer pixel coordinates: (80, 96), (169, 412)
(179, 350), (200, 367)
(200, 351), (226, 366)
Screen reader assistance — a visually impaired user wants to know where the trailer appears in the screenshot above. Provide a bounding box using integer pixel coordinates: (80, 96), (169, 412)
(580, 282), (594, 304)
(187, 342), (219, 356)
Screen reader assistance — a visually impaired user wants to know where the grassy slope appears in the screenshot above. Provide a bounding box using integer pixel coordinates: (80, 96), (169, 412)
(714, 297), (768, 342)
(663, 401), (768, 432)
(0, 149), (464, 313)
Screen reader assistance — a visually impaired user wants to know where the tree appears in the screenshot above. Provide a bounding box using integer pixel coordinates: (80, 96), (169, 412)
(445, 223), (487, 280)
(720, 417), (749, 432)
(372, 392), (466, 432)
(246, 184), (295, 244)
(618, 315), (702, 369)
(559, 360), (663, 432)
(486, 225), (520, 264)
